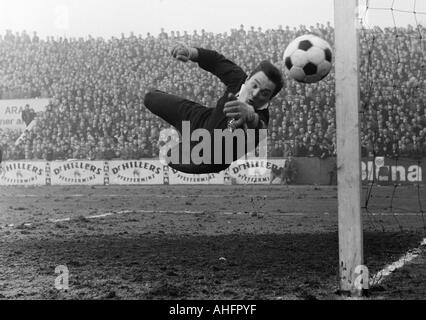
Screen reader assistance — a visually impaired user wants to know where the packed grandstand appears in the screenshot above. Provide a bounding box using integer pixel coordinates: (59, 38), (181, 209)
(0, 23), (425, 161)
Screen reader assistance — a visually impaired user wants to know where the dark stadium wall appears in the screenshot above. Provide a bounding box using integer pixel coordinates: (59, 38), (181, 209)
(290, 157), (336, 185)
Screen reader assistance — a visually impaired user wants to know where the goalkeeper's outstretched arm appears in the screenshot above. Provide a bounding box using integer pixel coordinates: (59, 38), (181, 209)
(170, 43), (247, 92)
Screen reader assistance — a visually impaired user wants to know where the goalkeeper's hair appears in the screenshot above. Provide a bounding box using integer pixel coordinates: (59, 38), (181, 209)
(249, 61), (284, 98)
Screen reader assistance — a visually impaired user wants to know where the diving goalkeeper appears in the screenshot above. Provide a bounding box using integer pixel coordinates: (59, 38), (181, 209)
(144, 43), (284, 174)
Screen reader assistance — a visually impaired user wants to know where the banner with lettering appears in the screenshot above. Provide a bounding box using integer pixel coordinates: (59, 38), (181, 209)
(49, 160), (104, 185)
(362, 157), (424, 185)
(227, 158), (287, 184)
(0, 98), (50, 130)
(166, 166), (224, 184)
(108, 160), (163, 184)
(0, 161), (46, 185)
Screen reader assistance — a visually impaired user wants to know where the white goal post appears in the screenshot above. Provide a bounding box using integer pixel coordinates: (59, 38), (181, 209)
(334, 0), (365, 295)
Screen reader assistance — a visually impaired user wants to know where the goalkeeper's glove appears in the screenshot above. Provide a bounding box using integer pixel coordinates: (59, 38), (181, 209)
(170, 43), (197, 62)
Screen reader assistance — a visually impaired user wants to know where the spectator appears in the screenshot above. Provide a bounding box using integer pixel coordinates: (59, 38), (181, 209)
(21, 104), (36, 127)
(318, 143), (330, 159)
(271, 142), (283, 157)
(283, 156), (297, 184)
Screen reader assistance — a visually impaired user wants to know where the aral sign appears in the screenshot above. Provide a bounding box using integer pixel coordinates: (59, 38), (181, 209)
(0, 98), (50, 130)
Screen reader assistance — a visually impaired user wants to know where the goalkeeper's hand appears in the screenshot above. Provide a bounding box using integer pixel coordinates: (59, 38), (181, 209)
(224, 93), (257, 129)
(170, 42), (197, 62)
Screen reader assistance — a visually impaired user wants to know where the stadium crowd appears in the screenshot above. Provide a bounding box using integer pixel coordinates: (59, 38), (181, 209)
(0, 23), (425, 161)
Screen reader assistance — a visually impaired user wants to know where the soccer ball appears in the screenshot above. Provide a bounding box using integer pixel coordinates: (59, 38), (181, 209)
(283, 34), (332, 83)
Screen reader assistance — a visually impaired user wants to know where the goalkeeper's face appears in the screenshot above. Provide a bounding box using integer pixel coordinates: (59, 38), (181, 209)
(239, 71), (276, 109)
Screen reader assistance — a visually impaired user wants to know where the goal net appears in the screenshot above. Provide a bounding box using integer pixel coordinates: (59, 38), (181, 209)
(348, 0), (426, 294)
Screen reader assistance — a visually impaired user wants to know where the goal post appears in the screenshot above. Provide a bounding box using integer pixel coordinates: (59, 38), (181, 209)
(334, 0), (365, 295)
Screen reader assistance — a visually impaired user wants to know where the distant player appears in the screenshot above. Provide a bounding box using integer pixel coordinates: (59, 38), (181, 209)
(144, 43), (284, 174)
(270, 165), (285, 184)
(270, 156), (297, 184)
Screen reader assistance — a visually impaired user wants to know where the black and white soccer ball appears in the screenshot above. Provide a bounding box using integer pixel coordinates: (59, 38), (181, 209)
(283, 34), (333, 83)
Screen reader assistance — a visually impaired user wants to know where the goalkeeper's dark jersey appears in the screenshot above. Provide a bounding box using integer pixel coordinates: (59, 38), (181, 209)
(191, 48), (269, 131)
